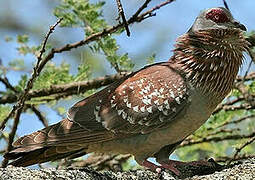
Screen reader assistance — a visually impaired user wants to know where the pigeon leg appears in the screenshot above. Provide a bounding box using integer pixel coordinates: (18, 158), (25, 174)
(142, 158), (224, 178)
(158, 158), (224, 177)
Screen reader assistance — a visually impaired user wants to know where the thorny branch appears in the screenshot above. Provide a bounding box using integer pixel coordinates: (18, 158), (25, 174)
(28, 105), (48, 128)
(216, 114), (255, 128)
(0, 72), (130, 104)
(180, 131), (255, 147)
(1, 18), (63, 167)
(216, 154), (255, 163)
(223, 0), (230, 11)
(0, 19), (63, 131)
(0, 77), (18, 93)
(231, 136), (255, 163)
(115, 0), (130, 36)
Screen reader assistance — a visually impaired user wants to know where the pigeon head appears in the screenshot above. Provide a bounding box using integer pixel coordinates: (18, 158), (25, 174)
(189, 7), (246, 32)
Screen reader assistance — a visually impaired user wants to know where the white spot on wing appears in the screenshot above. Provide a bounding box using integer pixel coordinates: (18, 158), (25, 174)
(95, 105), (100, 111)
(159, 115), (164, 122)
(147, 106), (153, 113)
(175, 97), (181, 104)
(127, 102), (132, 108)
(159, 88), (164, 93)
(128, 116), (135, 124)
(140, 106), (145, 112)
(158, 105), (163, 111)
(122, 111), (127, 119)
(133, 105), (139, 112)
(111, 103), (116, 108)
(166, 104), (170, 110)
(142, 89), (148, 94)
(154, 99), (160, 105)
(163, 110), (168, 116)
(138, 120), (144, 125)
(142, 98), (151, 105)
(170, 91), (175, 99)
(94, 110), (101, 122)
(145, 121), (151, 126)
(118, 109), (123, 115)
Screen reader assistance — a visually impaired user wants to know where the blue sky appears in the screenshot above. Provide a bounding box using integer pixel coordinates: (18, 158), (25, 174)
(0, 0), (255, 166)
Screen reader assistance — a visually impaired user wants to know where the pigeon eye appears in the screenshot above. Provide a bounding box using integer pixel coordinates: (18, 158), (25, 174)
(205, 9), (230, 23)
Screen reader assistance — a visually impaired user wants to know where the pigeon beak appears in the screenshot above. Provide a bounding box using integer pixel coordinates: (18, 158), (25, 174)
(233, 21), (247, 31)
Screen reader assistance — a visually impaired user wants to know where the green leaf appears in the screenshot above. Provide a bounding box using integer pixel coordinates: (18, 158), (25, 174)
(0, 105), (11, 123)
(8, 59), (25, 71)
(146, 53), (156, 65)
(15, 74), (28, 92)
(17, 34), (29, 44)
(33, 62), (74, 89)
(74, 62), (91, 81)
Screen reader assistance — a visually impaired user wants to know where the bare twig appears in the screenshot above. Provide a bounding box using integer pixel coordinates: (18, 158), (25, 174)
(0, 19), (62, 131)
(236, 72), (255, 82)
(0, 72), (130, 105)
(128, 0), (152, 22)
(1, 19), (62, 167)
(0, 77), (18, 93)
(28, 105), (48, 127)
(136, 0), (176, 22)
(230, 135), (255, 164)
(223, 0), (230, 11)
(116, 0), (130, 36)
(248, 45), (255, 64)
(206, 128), (240, 137)
(236, 83), (255, 107)
(213, 96), (245, 114)
(243, 59), (253, 81)
(216, 103), (255, 112)
(180, 131), (255, 147)
(217, 114), (255, 128)
(216, 154), (255, 163)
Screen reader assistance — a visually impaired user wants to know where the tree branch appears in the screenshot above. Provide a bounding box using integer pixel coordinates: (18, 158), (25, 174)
(0, 19), (62, 131)
(28, 105), (48, 127)
(1, 19), (62, 167)
(180, 131), (255, 147)
(0, 72), (130, 105)
(231, 136), (255, 164)
(0, 77), (18, 93)
(115, 0), (130, 37)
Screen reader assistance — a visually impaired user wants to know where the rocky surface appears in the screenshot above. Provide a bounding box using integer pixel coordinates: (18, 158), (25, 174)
(0, 158), (254, 180)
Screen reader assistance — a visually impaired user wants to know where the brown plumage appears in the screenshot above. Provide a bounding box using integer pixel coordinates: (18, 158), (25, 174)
(4, 7), (249, 173)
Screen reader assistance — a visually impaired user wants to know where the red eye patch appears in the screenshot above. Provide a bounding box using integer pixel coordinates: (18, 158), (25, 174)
(205, 9), (230, 23)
